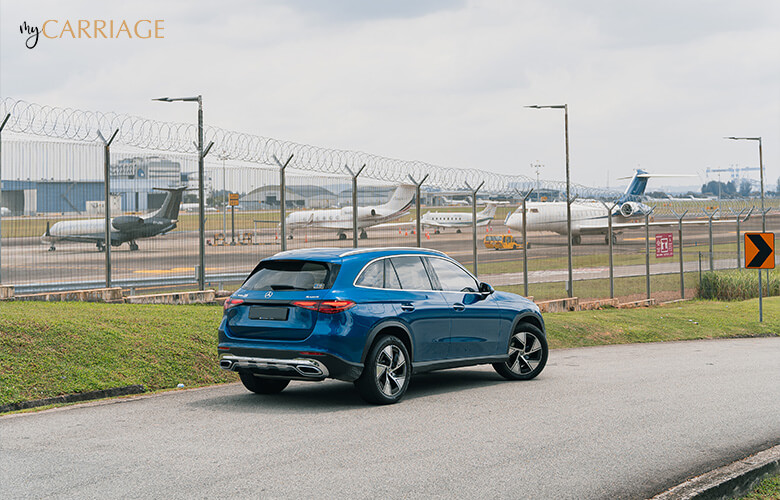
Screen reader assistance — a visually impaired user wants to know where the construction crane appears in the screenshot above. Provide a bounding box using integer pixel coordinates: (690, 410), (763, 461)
(706, 165), (761, 180)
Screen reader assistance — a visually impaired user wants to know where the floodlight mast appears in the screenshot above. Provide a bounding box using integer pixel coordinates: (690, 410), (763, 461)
(724, 136), (764, 231)
(153, 95), (207, 289)
(526, 104), (572, 297)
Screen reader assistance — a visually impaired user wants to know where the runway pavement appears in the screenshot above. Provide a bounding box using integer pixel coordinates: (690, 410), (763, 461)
(2, 337), (778, 499)
(1, 214), (761, 289)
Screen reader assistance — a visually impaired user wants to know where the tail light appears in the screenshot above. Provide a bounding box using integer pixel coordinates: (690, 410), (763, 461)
(292, 300), (355, 314)
(223, 297), (244, 311)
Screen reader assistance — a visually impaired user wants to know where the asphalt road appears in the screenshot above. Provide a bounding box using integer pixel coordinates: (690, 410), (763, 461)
(3, 213), (765, 288)
(2, 337), (779, 499)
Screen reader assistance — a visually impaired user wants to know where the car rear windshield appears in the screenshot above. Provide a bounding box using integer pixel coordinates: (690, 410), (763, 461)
(243, 260), (337, 291)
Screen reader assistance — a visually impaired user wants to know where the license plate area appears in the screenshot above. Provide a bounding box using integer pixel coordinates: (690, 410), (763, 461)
(248, 306), (289, 321)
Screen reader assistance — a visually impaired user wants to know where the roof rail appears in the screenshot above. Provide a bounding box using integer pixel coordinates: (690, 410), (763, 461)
(339, 247), (447, 257)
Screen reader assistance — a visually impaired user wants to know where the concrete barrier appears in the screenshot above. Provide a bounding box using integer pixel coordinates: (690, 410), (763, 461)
(578, 298), (619, 310)
(617, 298), (657, 309)
(535, 297), (579, 313)
(15, 287), (123, 303)
(0, 285), (14, 300)
(126, 290), (216, 305)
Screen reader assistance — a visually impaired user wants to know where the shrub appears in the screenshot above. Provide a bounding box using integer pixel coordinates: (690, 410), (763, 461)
(696, 270), (779, 301)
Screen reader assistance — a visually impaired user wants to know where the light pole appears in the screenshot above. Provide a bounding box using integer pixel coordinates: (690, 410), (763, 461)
(527, 104), (572, 297)
(531, 162), (544, 202)
(153, 96), (213, 290)
(725, 136), (764, 231)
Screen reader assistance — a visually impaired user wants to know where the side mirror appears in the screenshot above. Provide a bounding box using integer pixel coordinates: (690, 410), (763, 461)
(479, 282), (494, 295)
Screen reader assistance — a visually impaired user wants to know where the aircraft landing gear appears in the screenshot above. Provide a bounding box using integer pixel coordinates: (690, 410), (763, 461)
(338, 233), (347, 240)
(456, 229), (462, 234)
(359, 230), (368, 240)
(434, 229), (440, 234)
(129, 241), (139, 251)
(48, 245), (56, 252)
(96, 242), (105, 252)
(605, 233), (618, 245)
(288, 235), (294, 240)
(572, 234), (582, 245)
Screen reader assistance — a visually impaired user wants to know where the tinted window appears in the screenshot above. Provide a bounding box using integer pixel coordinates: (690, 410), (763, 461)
(428, 257), (478, 292)
(244, 260), (332, 291)
(355, 260), (383, 288)
(390, 256), (433, 290)
(384, 259), (402, 289)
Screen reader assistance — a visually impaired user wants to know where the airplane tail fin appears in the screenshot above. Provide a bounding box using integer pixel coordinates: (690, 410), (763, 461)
(617, 170), (694, 202)
(381, 184), (416, 214)
(478, 202), (498, 218)
(150, 187), (187, 220)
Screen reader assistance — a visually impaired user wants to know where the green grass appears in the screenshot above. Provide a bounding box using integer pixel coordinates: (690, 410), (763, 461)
(1, 297), (777, 407)
(542, 296), (780, 349)
(740, 474), (780, 500)
(496, 272), (699, 301)
(0, 302), (235, 406)
(697, 270), (779, 300)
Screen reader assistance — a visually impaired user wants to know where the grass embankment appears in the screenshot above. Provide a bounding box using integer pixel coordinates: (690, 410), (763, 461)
(698, 270), (779, 300)
(1, 298), (778, 407)
(740, 474), (780, 499)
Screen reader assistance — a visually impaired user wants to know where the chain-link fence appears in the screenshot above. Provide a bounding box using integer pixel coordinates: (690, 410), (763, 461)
(0, 99), (777, 302)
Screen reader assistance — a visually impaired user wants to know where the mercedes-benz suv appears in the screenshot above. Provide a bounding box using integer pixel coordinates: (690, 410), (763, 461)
(218, 247), (547, 404)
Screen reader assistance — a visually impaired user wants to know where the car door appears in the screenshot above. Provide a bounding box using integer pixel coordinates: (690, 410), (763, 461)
(386, 256), (451, 362)
(425, 256), (502, 359)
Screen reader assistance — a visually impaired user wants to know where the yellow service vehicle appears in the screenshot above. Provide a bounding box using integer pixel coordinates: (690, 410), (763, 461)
(484, 234), (527, 250)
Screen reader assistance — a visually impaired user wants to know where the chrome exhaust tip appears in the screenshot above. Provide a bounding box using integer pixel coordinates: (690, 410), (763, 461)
(295, 364), (324, 377)
(219, 358), (234, 370)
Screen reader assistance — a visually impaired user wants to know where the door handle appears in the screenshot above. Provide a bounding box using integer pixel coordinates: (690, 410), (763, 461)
(400, 304), (415, 312)
(453, 303), (465, 311)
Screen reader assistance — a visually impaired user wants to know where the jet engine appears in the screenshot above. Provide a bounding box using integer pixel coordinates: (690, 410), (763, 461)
(112, 215), (144, 231)
(619, 202), (645, 218)
(341, 207), (377, 219)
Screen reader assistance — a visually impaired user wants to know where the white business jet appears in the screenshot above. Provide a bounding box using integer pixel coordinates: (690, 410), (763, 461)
(285, 184), (416, 240)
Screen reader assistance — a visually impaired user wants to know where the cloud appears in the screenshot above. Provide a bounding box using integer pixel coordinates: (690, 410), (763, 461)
(1, 0), (778, 189)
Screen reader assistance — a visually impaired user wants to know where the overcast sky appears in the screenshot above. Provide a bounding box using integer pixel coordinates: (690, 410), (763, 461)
(1, 0), (778, 192)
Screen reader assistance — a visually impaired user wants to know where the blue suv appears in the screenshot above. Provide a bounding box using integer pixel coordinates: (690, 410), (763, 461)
(218, 247), (547, 404)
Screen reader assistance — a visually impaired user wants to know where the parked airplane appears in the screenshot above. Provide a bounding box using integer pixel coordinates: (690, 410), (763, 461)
(439, 196), (470, 206)
(504, 170), (690, 244)
(42, 187), (186, 251)
(182, 203), (218, 212)
(420, 202), (499, 233)
(285, 184), (416, 240)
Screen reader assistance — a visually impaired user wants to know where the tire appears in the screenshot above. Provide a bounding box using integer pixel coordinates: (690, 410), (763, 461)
(238, 371), (290, 394)
(493, 324), (548, 381)
(355, 336), (410, 405)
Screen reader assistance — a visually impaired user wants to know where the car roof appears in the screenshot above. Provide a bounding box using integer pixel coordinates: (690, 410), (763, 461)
(263, 247), (448, 263)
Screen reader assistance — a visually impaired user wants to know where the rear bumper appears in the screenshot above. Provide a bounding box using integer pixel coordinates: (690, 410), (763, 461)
(218, 347), (363, 382)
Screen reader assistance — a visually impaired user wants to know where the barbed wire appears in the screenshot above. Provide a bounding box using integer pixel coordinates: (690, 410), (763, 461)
(0, 97), (622, 198)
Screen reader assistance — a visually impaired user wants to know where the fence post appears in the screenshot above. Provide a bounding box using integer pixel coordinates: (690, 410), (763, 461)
(465, 181), (485, 277)
(702, 208), (718, 271)
(273, 154), (294, 251)
(644, 208), (654, 300)
(97, 129), (119, 289)
(566, 195), (578, 298)
(672, 209), (688, 299)
(345, 164), (366, 248)
(0, 113), (9, 285)
(408, 174), (429, 248)
(515, 189), (534, 297)
(732, 207), (753, 271)
(600, 202), (617, 299)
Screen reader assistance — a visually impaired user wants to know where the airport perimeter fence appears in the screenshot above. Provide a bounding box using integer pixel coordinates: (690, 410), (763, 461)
(0, 98), (777, 304)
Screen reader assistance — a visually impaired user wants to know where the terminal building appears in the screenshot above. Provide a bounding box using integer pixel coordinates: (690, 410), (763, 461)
(0, 154), (207, 215)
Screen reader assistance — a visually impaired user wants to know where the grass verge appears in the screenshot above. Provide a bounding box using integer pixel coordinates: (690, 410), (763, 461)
(740, 474), (780, 499)
(1, 297), (778, 407)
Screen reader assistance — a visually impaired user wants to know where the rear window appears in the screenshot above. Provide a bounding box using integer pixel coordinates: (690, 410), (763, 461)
(243, 260), (336, 291)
